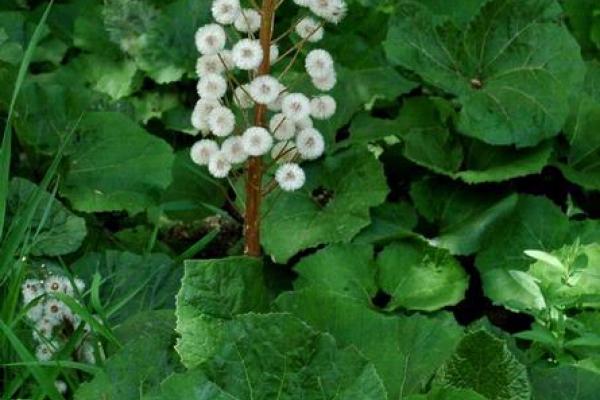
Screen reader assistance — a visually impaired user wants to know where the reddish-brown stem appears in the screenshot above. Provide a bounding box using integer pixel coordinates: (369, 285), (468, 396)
(244, 0), (276, 257)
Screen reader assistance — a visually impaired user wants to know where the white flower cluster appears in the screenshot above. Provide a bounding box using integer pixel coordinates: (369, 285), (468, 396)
(190, 0), (346, 192)
(21, 275), (102, 376)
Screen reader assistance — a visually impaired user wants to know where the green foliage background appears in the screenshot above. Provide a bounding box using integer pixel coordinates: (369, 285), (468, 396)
(3, 0), (600, 398)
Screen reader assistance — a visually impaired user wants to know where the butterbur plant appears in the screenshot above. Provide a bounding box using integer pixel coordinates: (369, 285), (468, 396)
(189, 0), (345, 256)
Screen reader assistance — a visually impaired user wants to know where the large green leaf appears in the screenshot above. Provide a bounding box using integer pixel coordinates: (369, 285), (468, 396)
(195, 313), (387, 400)
(261, 148), (388, 263)
(410, 178), (517, 255)
(385, 0), (585, 147)
(72, 251), (177, 323)
(175, 257), (268, 369)
(60, 112), (175, 214)
(276, 289), (463, 398)
(353, 201), (418, 245)
(481, 268), (546, 312)
(7, 178), (86, 256)
(376, 240), (468, 311)
(406, 387), (488, 400)
(293, 244), (378, 304)
(75, 311), (178, 400)
(434, 330), (531, 400)
(560, 63), (600, 190)
(531, 365), (600, 400)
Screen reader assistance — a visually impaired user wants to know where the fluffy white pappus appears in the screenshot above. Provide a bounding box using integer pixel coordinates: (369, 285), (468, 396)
(55, 380), (68, 395)
(208, 106), (236, 137)
(27, 303), (45, 322)
(276, 163), (306, 191)
(33, 319), (54, 342)
(296, 116), (314, 130)
(294, 0), (310, 6)
(196, 52), (232, 77)
(221, 136), (248, 164)
(296, 128), (325, 160)
(208, 151), (232, 178)
(296, 17), (324, 42)
(36, 342), (58, 361)
(234, 84), (255, 109)
(269, 113), (296, 140)
(232, 39), (263, 70)
(271, 141), (299, 163)
(44, 276), (64, 294)
(270, 44), (279, 65)
(282, 93), (311, 122)
(242, 127), (273, 156)
(211, 0), (241, 25)
(234, 8), (261, 33)
(22, 279), (44, 304)
(79, 342), (96, 364)
(74, 278), (86, 293)
(309, 0), (348, 24)
(192, 99), (220, 133)
(305, 49), (334, 79)
(249, 75), (282, 105)
(195, 24), (227, 55)
(310, 95), (336, 120)
(197, 73), (228, 99)
(191, 139), (219, 166)
(312, 70), (337, 91)
(44, 299), (66, 322)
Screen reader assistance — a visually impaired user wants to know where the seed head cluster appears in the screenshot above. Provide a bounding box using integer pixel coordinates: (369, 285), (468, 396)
(191, 0), (346, 192)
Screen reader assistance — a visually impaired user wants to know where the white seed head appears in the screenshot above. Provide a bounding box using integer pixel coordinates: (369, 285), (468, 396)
(234, 84), (255, 109)
(195, 24), (227, 55)
(232, 39), (263, 70)
(197, 73), (228, 99)
(22, 279), (43, 304)
(211, 0), (241, 25)
(33, 319), (54, 342)
(192, 99), (220, 132)
(36, 342), (58, 361)
(282, 93), (311, 122)
(309, 0), (347, 24)
(55, 380), (68, 395)
(305, 49), (334, 79)
(234, 8), (261, 33)
(74, 278), (86, 293)
(296, 116), (314, 130)
(27, 303), (45, 321)
(208, 106), (236, 137)
(269, 44), (280, 65)
(196, 54), (226, 77)
(271, 141), (299, 163)
(80, 341), (96, 364)
(44, 276), (63, 294)
(294, 0), (310, 6)
(191, 139), (219, 166)
(44, 299), (66, 322)
(296, 17), (324, 42)
(208, 151), (232, 178)
(310, 95), (336, 120)
(242, 127), (273, 156)
(249, 75), (282, 105)
(276, 163), (306, 191)
(296, 127), (325, 160)
(269, 113), (296, 140)
(312, 70), (337, 91)
(221, 136), (248, 164)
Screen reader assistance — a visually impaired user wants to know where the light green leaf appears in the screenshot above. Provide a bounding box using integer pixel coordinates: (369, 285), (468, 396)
(385, 0), (585, 147)
(261, 148), (388, 263)
(410, 178), (518, 255)
(60, 112), (175, 214)
(482, 269), (546, 311)
(377, 240), (468, 311)
(353, 201), (418, 245)
(175, 257), (268, 369)
(71, 54), (139, 99)
(293, 244), (378, 304)
(276, 289), (463, 398)
(75, 311), (178, 400)
(199, 313), (388, 400)
(405, 387), (489, 400)
(435, 330), (531, 400)
(7, 178), (86, 256)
